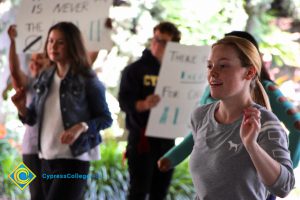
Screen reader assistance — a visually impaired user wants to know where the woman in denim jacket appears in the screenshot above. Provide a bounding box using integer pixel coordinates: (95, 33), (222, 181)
(12, 22), (112, 200)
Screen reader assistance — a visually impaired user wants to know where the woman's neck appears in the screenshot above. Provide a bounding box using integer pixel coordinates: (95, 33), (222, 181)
(215, 98), (254, 124)
(56, 62), (70, 79)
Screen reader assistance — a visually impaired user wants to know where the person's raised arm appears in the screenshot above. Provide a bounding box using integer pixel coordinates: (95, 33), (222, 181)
(241, 107), (294, 197)
(8, 25), (28, 89)
(158, 132), (194, 172)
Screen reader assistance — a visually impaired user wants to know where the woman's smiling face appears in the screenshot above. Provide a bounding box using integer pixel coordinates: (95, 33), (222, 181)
(207, 44), (250, 101)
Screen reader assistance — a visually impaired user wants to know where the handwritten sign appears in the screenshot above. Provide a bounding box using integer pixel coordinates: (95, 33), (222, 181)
(15, 0), (112, 53)
(146, 42), (211, 139)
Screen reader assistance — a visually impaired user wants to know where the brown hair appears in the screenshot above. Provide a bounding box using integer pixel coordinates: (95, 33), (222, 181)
(153, 21), (181, 42)
(212, 36), (271, 110)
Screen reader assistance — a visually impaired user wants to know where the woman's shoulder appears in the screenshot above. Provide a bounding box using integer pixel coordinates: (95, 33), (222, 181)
(80, 70), (106, 91)
(255, 104), (289, 143)
(40, 65), (55, 75)
(254, 104), (277, 119)
(254, 104), (284, 129)
(190, 102), (217, 130)
(192, 102), (217, 119)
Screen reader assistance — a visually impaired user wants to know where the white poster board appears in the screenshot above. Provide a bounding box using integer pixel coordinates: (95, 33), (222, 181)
(146, 42), (210, 139)
(15, 0), (113, 53)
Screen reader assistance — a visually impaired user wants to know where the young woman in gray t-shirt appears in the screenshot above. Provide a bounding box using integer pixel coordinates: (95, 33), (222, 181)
(188, 36), (294, 199)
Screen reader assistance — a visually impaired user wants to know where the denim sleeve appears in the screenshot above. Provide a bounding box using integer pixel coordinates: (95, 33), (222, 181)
(19, 97), (37, 126)
(84, 76), (113, 132)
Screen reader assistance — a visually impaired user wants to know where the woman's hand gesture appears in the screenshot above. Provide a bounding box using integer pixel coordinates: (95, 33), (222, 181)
(11, 87), (27, 116)
(61, 122), (88, 145)
(240, 107), (261, 149)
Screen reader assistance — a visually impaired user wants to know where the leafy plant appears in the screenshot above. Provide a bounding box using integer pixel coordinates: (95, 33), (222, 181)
(0, 89), (29, 199)
(85, 140), (129, 200)
(0, 130), (28, 200)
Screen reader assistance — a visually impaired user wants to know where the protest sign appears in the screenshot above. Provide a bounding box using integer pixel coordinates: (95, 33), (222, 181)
(15, 0), (112, 53)
(146, 42), (210, 139)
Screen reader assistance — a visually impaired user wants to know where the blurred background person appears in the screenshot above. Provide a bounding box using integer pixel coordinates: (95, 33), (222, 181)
(118, 21), (181, 200)
(7, 24), (50, 200)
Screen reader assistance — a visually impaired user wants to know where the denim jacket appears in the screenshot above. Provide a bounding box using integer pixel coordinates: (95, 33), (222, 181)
(21, 66), (112, 157)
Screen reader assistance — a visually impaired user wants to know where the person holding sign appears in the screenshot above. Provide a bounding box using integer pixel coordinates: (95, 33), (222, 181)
(160, 36), (295, 199)
(118, 21), (181, 200)
(11, 22), (112, 200)
(7, 24), (50, 200)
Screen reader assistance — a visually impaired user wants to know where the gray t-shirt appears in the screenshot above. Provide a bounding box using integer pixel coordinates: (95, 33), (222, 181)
(190, 102), (294, 200)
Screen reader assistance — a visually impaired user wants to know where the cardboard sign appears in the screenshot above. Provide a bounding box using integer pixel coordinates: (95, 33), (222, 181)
(15, 0), (112, 53)
(146, 42), (211, 139)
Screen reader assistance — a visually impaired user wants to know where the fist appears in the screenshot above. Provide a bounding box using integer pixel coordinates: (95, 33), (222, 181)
(8, 25), (17, 40)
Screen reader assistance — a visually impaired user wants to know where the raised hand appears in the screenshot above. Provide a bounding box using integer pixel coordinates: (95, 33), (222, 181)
(7, 25), (17, 41)
(240, 107), (261, 148)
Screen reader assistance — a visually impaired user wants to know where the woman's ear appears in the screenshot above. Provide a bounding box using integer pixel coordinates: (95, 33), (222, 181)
(244, 66), (257, 80)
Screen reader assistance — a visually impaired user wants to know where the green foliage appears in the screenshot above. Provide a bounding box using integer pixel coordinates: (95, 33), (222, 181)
(128, 0), (300, 68)
(0, 130), (29, 200)
(85, 140), (129, 200)
(242, 0), (300, 68)
(151, 0), (248, 45)
(0, 91), (29, 199)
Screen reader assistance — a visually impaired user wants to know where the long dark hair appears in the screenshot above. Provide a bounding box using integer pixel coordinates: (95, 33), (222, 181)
(44, 21), (92, 76)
